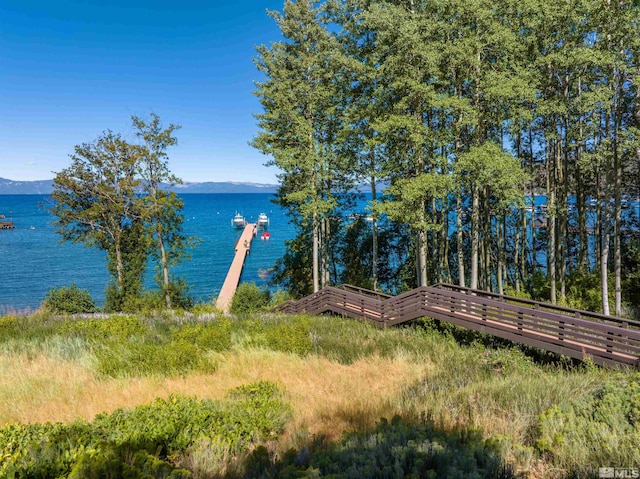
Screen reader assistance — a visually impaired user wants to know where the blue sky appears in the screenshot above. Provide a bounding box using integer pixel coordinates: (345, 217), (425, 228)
(0, 0), (285, 183)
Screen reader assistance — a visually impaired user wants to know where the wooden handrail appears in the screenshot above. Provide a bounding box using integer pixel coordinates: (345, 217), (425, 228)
(336, 284), (393, 300)
(274, 284), (640, 368)
(432, 283), (640, 329)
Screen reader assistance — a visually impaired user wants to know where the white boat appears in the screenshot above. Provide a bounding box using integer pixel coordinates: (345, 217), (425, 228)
(257, 212), (269, 228)
(231, 212), (246, 228)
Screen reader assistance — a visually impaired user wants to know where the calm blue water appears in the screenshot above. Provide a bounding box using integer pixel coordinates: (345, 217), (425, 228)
(0, 194), (294, 312)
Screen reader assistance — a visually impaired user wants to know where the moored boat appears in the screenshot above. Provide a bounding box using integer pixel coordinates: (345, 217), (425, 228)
(261, 231), (271, 240)
(231, 212), (246, 228)
(257, 212), (269, 228)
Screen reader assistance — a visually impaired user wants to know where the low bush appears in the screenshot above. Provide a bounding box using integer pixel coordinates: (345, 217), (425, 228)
(44, 284), (96, 314)
(122, 280), (195, 314)
(95, 340), (215, 378)
(172, 319), (232, 352)
(270, 289), (293, 307)
(264, 319), (312, 356)
(245, 415), (515, 479)
(190, 302), (220, 316)
(536, 375), (640, 474)
(0, 316), (19, 341)
(230, 282), (270, 315)
(0, 382), (291, 479)
(60, 315), (148, 340)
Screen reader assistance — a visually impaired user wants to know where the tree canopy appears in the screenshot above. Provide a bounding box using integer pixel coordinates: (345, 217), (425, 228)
(50, 115), (195, 311)
(255, 0), (640, 315)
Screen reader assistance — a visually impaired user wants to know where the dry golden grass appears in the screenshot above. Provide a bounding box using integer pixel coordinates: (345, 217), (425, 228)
(0, 349), (430, 442)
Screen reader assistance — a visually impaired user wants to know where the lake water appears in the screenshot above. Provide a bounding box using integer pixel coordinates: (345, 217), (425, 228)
(0, 194), (295, 312)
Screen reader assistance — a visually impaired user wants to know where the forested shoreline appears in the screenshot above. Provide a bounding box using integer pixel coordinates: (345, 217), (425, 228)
(253, 0), (640, 317)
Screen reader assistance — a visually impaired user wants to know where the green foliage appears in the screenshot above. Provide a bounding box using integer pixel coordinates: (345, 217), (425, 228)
(190, 302), (220, 316)
(171, 319), (232, 352)
(502, 286), (532, 300)
(308, 316), (436, 364)
(133, 113), (200, 311)
(383, 173), (453, 231)
(164, 278), (194, 310)
(455, 143), (528, 211)
(337, 217), (410, 294)
(44, 284), (96, 314)
(622, 236), (640, 310)
(270, 289), (293, 307)
(95, 340), (214, 378)
(0, 382), (290, 479)
(230, 282), (271, 315)
(0, 316), (19, 341)
(270, 230), (314, 299)
(121, 289), (167, 314)
(50, 115), (197, 314)
(560, 271), (613, 313)
(106, 280), (194, 315)
(530, 271), (614, 314)
(61, 315), (147, 340)
(61, 315), (223, 377)
(536, 376), (640, 473)
(245, 415), (514, 479)
(264, 319), (312, 356)
(4, 310), (639, 475)
(68, 448), (192, 479)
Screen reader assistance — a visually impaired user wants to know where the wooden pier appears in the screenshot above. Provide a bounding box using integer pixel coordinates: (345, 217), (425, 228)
(216, 223), (257, 313)
(0, 215), (14, 229)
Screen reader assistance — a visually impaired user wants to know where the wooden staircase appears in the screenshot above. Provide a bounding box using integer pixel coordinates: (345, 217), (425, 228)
(274, 284), (640, 368)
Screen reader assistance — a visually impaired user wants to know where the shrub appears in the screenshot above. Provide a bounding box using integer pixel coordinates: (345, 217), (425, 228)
(536, 376), (640, 473)
(61, 315), (147, 340)
(0, 316), (19, 341)
(264, 319), (312, 356)
(230, 282), (270, 315)
(120, 280), (194, 314)
(270, 289), (293, 307)
(0, 382), (290, 479)
(95, 340), (214, 378)
(44, 284), (95, 314)
(122, 290), (166, 314)
(245, 415), (515, 479)
(190, 302), (220, 316)
(172, 319), (232, 352)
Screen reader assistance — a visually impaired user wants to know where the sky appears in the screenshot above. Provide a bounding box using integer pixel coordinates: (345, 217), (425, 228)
(0, 0), (286, 183)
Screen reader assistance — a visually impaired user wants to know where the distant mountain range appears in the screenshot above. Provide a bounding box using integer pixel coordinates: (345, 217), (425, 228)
(0, 178), (279, 195)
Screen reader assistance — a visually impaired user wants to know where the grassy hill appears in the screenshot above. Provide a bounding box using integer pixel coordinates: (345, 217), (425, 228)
(0, 311), (637, 478)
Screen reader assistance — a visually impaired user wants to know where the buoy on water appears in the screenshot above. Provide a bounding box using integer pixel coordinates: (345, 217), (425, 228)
(261, 232), (271, 240)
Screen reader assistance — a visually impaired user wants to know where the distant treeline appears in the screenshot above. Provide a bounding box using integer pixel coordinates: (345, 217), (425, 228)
(253, 0), (640, 316)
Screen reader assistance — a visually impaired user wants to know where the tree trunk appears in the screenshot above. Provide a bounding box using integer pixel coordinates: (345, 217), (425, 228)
(417, 228), (428, 287)
(601, 200), (611, 315)
(470, 188), (479, 290)
(371, 169), (379, 291)
(312, 214), (320, 293)
(613, 74), (623, 316)
(547, 138), (557, 304)
(157, 229), (171, 308)
(457, 194), (465, 287)
(115, 239), (124, 292)
(497, 215), (504, 295)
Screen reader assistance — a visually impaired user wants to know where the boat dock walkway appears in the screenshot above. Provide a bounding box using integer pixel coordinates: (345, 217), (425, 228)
(216, 223), (257, 313)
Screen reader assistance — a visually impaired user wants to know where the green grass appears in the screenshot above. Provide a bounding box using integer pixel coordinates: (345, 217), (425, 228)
(0, 310), (637, 477)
